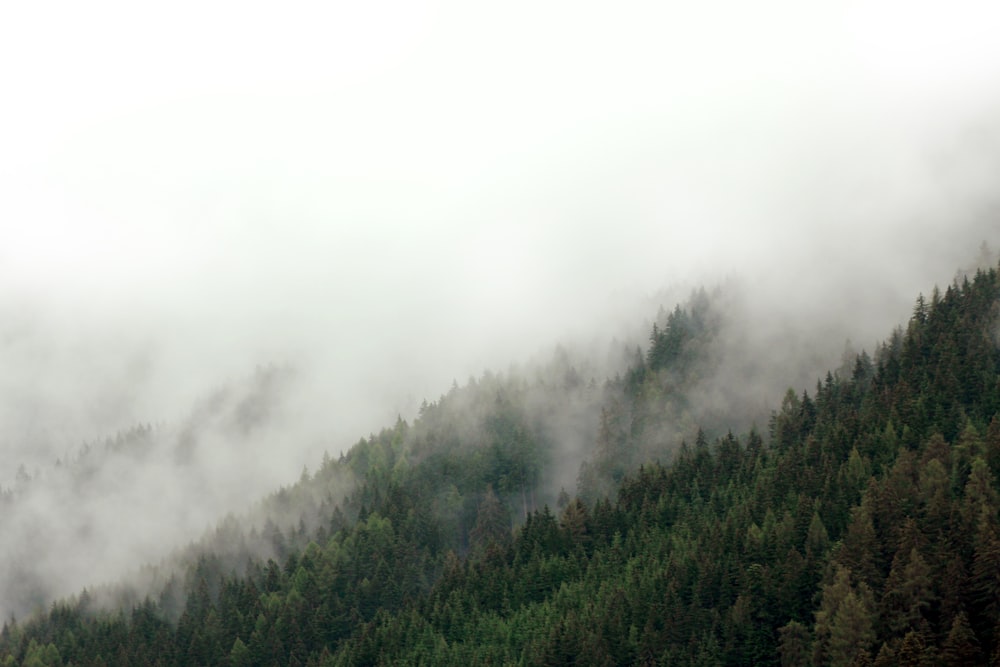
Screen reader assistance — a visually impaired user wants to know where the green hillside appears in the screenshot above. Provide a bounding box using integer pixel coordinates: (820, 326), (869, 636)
(3, 264), (1000, 666)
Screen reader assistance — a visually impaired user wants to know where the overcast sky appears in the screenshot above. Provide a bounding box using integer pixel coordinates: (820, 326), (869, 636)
(2, 0), (1000, 471)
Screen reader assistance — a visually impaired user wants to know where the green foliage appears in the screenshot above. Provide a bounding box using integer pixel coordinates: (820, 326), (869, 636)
(2, 264), (1000, 665)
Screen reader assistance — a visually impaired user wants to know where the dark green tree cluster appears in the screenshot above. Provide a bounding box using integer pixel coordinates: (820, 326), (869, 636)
(579, 288), (721, 501)
(2, 264), (1000, 665)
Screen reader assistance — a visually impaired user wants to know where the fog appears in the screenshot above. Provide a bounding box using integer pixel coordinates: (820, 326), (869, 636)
(1, 0), (1000, 618)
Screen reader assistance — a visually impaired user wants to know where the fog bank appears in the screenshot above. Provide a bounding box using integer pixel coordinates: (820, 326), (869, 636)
(1, 0), (999, 618)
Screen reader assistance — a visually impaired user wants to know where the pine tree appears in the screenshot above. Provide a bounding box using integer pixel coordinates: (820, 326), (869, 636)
(813, 566), (876, 667)
(941, 612), (983, 666)
(468, 486), (510, 557)
(778, 620), (810, 667)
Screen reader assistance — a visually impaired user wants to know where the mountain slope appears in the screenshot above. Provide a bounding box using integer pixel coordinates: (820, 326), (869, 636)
(2, 264), (999, 666)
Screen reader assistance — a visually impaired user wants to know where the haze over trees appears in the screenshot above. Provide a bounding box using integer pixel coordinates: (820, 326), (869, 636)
(4, 2), (1000, 665)
(1, 256), (1000, 665)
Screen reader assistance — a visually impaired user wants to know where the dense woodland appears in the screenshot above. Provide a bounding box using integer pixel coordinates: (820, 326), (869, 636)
(2, 263), (1000, 666)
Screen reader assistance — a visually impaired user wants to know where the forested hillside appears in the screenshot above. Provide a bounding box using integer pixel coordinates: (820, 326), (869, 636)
(0, 364), (337, 622)
(2, 264), (1000, 666)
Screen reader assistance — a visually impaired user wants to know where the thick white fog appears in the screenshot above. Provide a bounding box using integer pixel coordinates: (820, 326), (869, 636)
(1, 0), (999, 618)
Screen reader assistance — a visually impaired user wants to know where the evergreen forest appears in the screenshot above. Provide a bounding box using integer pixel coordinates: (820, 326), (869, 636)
(3, 263), (1000, 666)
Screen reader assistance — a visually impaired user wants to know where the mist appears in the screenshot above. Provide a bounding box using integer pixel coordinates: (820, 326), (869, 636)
(1, 0), (1000, 619)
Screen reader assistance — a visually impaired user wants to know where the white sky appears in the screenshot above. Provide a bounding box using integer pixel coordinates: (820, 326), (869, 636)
(2, 0), (1000, 461)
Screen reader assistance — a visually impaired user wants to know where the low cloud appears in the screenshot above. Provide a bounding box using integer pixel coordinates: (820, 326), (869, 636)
(1, 0), (999, 619)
